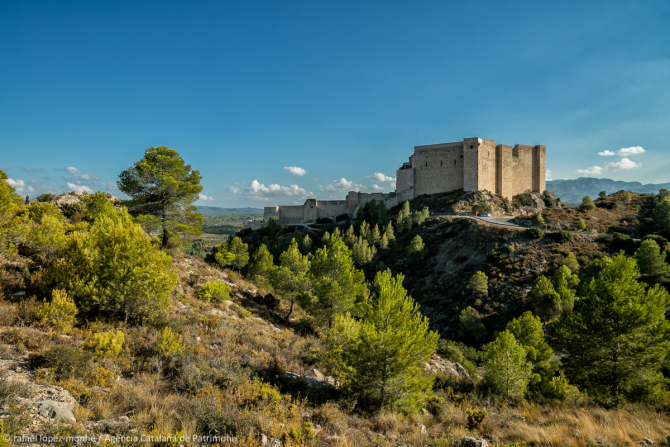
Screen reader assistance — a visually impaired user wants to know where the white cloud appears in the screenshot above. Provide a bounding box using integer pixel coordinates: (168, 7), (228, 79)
(546, 170), (552, 181)
(19, 165), (47, 173)
(65, 167), (100, 181)
(598, 150), (616, 156)
(7, 178), (25, 192)
(228, 180), (314, 202)
(0, 165), (9, 170)
(370, 184), (385, 191)
(617, 146), (645, 156)
(28, 186), (35, 193)
(368, 172), (395, 184)
(319, 178), (364, 192)
(199, 193), (214, 202)
(576, 166), (604, 175)
(66, 182), (93, 193)
(607, 158), (641, 170)
(284, 166), (306, 176)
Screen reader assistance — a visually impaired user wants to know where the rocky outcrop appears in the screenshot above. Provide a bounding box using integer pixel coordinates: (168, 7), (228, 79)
(422, 355), (470, 379)
(461, 436), (489, 447)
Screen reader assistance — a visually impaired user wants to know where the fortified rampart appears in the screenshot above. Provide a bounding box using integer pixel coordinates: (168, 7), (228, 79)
(264, 137), (546, 224)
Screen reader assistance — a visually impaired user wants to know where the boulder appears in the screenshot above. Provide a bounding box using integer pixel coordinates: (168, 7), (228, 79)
(30, 400), (76, 423)
(462, 437), (489, 447)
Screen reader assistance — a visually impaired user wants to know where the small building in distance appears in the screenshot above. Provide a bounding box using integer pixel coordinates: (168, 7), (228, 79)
(264, 137), (546, 224)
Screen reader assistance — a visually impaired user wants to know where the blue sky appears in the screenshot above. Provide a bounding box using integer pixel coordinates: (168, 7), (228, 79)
(1, 0), (669, 208)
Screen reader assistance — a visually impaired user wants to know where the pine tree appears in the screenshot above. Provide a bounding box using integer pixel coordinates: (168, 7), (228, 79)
(652, 197), (670, 232)
(271, 240), (311, 320)
(324, 270), (438, 412)
(536, 214), (545, 225)
(359, 221), (370, 243)
(384, 221), (395, 243)
(215, 236), (249, 271)
(351, 236), (377, 266)
(118, 146), (202, 248)
(408, 235), (425, 261)
(598, 191), (607, 200)
(396, 201), (412, 231)
(468, 271), (488, 297)
(379, 233), (389, 250)
(245, 244), (274, 287)
(458, 306), (486, 342)
(45, 203), (177, 324)
(307, 235), (368, 326)
(635, 239), (669, 283)
(530, 266), (578, 322)
(301, 234), (312, 253)
(579, 195), (595, 211)
(622, 190), (632, 203)
(344, 225), (357, 247)
(371, 224), (381, 246)
(484, 330), (533, 399)
(547, 252), (670, 406)
(563, 253), (580, 273)
(505, 311), (554, 386)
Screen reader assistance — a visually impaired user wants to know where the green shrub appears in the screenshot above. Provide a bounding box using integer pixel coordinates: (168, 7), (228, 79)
(643, 234), (669, 248)
(546, 230), (573, 243)
(84, 331), (124, 359)
(38, 345), (92, 380)
(542, 195), (553, 208)
(596, 201), (617, 210)
(197, 281), (231, 302)
(35, 193), (56, 203)
(156, 327), (183, 356)
(525, 228), (544, 239)
(466, 406), (488, 429)
(37, 289), (77, 331)
(472, 202), (492, 214)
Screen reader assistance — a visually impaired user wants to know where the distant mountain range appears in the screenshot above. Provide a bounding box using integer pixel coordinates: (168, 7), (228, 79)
(547, 178), (670, 203)
(196, 206), (263, 215)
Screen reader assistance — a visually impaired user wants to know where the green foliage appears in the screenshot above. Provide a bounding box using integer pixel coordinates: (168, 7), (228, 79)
(264, 216), (279, 238)
(412, 206), (430, 225)
(622, 190), (632, 203)
(37, 289), (78, 331)
(529, 266), (578, 322)
(384, 221), (395, 243)
(598, 191), (607, 200)
(578, 219), (586, 230)
(271, 235), (285, 257)
(472, 202), (492, 214)
(458, 306), (486, 342)
(306, 235), (369, 326)
(652, 197), (670, 232)
(359, 221), (370, 243)
(351, 236), (377, 266)
(300, 234), (312, 253)
(270, 240), (311, 320)
(536, 213), (545, 225)
(484, 330), (532, 399)
(118, 146), (203, 248)
(323, 270), (438, 412)
(408, 235), (426, 261)
(505, 311), (554, 387)
(35, 193), (57, 202)
(45, 204), (177, 324)
(39, 345), (92, 381)
(643, 234), (668, 248)
(547, 252), (670, 406)
(540, 371), (582, 404)
(468, 271), (488, 297)
(546, 230), (573, 243)
(396, 201), (412, 231)
(355, 199), (388, 226)
(245, 244), (274, 287)
(379, 233), (389, 250)
(634, 239), (669, 283)
(466, 407), (488, 430)
(23, 209), (67, 263)
(524, 227), (543, 239)
(370, 224), (381, 246)
(579, 195), (595, 211)
(156, 327), (184, 356)
(214, 236), (249, 270)
(80, 191), (110, 220)
(0, 173), (31, 256)
(197, 281), (231, 302)
(84, 330), (124, 359)
(541, 195), (553, 208)
(563, 253), (580, 273)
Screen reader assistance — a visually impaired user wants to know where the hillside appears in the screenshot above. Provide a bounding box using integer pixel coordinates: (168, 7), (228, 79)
(547, 177), (670, 203)
(2, 185), (670, 446)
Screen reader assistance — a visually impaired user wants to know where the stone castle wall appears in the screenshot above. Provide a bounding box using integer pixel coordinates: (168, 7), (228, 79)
(264, 137), (546, 224)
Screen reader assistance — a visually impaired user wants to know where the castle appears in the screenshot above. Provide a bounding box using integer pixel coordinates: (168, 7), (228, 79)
(263, 137), (546, 224)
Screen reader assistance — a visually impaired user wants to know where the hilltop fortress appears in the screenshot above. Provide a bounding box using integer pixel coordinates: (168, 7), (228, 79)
(264, 137), (546, 224)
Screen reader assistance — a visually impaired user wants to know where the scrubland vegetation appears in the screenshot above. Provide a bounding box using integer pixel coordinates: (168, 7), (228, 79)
(1, 149), (670, 446)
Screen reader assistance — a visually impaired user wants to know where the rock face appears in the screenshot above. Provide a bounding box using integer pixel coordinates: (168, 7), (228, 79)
(461, 436), (489, 447)
(422, 355), (470, 379)
(453, 190), (562, 218)
(29, 400), (76, 423)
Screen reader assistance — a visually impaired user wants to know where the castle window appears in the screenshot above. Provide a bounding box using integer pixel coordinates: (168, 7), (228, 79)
(425, 162), (427, 167)
(441, 161), (443, 166)
(469, 145), (474, 149)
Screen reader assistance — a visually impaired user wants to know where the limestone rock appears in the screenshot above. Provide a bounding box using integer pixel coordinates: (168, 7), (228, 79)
(30, 400), (76, 423)
(422, 355), (470, 379)
(461, 437), (489, 447)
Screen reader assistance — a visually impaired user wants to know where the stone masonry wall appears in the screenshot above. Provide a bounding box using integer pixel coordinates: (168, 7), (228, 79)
(264, 136), (547, 224)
